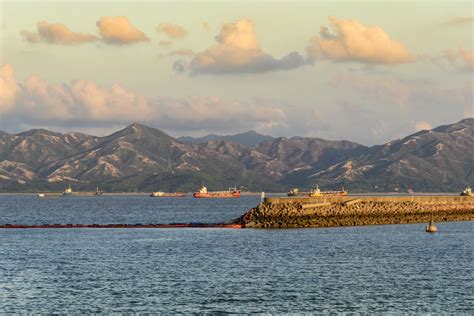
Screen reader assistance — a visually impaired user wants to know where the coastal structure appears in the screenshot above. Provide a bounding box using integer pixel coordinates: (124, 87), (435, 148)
(237, 195), (474, 228)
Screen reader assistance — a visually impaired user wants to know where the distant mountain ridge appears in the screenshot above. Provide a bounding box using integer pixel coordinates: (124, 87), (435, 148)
(178, 130), (274, 147)
(1, 118), (472, 192)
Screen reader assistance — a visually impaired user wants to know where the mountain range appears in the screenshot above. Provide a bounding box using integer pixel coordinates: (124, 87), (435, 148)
(0, 118), (473, 192)
(177, 130), (274, 147)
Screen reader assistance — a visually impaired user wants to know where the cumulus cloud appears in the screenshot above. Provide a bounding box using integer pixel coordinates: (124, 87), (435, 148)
(306, 16), (413, 64)
(20, 21), (98, 45)
(97, 16), (149, 44)
(184, 19), (307, 74)
(0, 64), (19, 112)
(156, 22), (187, 38)
(0, 64), (286, 133)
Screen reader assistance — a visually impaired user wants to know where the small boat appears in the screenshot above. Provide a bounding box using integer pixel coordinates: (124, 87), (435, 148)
(308, 186), (348, 197)
(151, 191), (187, 197)
(425, 220), (437, 233)
(95, 186), (103, 196)
(287, 188), (308, 197)
(193, 184), (240, 198)
(37, 193), (45, 198)
(460, 186), (473, 197)
(62, 184), (73, 196)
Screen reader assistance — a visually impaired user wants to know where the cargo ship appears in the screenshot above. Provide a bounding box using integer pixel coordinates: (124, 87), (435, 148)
(288, 186), (348, 197)
(309, 186), (348, 197)
(193, 184), (240, 198)
(151, 191), (187, 197)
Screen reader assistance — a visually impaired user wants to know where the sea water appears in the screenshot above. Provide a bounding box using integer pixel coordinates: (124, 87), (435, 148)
(0, 195), (472, 313)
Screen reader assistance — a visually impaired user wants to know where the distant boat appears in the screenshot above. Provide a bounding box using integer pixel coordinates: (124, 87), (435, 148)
(288, 186), (348, 197)
(62, 184), (73, 196)
(37, 193), (45, 198)
(193, 184), (240, 198)
(151, 191), (186, 197)
(425, 220), (437, 233)
(460, 186), (473, 197)
(309, 186), (348, 197)
(95, 186), (103, 196)
(287, 188), (307, 197)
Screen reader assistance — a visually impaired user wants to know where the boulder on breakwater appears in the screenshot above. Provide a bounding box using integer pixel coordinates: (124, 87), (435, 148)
(235, 196), (474, 228)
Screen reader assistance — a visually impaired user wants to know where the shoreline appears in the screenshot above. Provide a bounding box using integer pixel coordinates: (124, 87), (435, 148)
(0, 192), (465, 196)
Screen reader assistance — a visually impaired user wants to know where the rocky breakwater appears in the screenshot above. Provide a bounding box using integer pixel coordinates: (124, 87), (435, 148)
(235, 196), (474, 228)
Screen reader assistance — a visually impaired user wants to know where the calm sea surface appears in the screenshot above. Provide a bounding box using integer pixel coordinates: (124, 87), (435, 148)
(0, 195), (472, 313)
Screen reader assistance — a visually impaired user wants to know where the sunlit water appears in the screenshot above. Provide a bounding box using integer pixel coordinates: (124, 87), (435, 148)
(0, 195), (472, 313)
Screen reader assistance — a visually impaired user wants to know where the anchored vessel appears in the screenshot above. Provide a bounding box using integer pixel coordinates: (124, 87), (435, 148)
(193, 184), (240, 198)
(95, 186), (103, 196)
(460, 186), (473, 197)
(62, 184), (73, 196)
(288, 186), (348, 197)
(287, 188), (307, 197)
(151, 191), (187, 197)
(309, 186), (348, 197)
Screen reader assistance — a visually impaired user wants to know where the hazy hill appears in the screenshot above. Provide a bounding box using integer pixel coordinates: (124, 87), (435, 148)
(178, 130), (274, 147)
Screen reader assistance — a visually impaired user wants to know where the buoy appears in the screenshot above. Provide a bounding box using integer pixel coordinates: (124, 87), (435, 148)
(425, 220), (437, 233)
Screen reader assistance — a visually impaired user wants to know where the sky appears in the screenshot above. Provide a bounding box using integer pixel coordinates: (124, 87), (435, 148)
(0, 0), (473, 145)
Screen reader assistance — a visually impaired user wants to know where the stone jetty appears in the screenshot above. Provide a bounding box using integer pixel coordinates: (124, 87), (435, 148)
(236, 196), (474, 228)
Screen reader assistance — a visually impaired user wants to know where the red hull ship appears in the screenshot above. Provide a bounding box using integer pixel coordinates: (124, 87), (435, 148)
(193, 185), (241, 198)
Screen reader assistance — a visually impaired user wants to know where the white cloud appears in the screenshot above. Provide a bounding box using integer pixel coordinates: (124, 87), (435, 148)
(0, 64), (19, 112)
(156, 22), (187, 38)
(20, 21), (98, 45)
(306, 16), (413, 64)
(440, 48), (474, 71)
(184, 19), (307, 74)
(97, 16), (149, 44)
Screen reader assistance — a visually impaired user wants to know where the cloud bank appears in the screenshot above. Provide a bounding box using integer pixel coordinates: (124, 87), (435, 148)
(443, 48), (474, 70)
(306, 16), (413, 64)
(96, 16), (149, 44)
(156, 22), (187, 38)
(0, 64), (285, 133)
(20, 21), (98, 45)
(182, 19), (307, 74)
